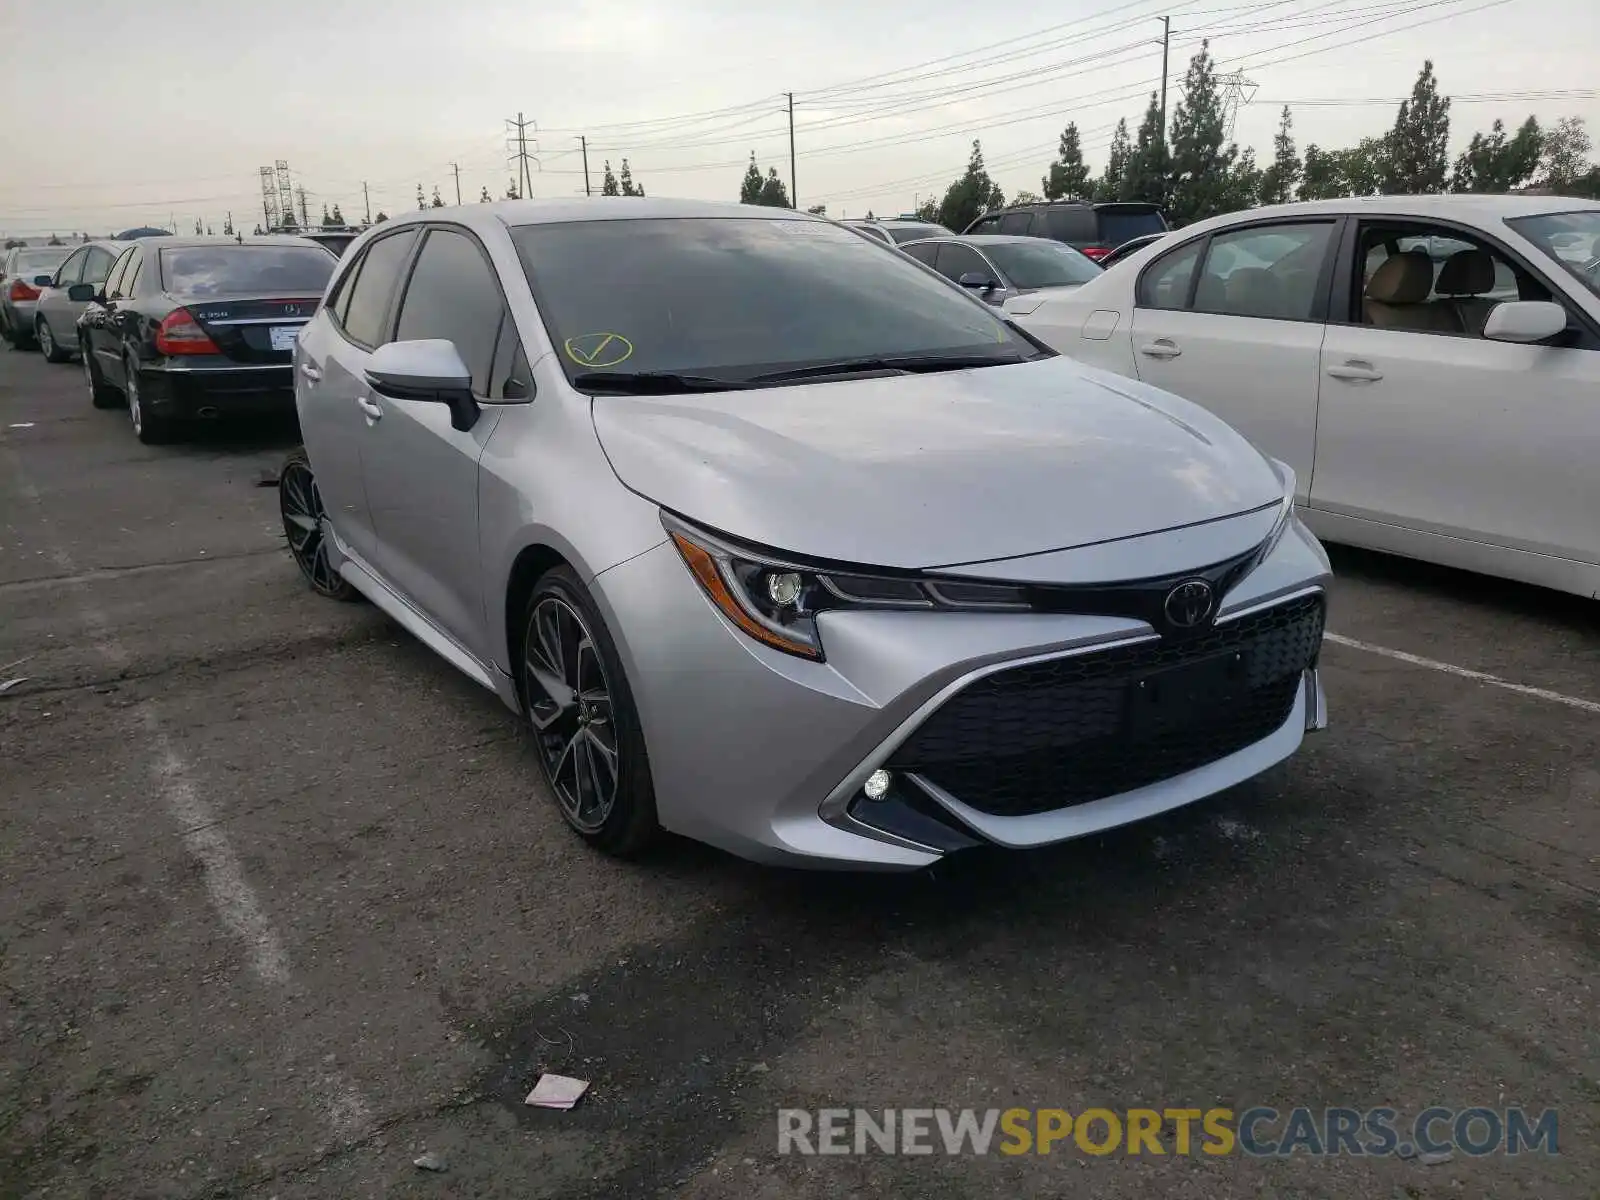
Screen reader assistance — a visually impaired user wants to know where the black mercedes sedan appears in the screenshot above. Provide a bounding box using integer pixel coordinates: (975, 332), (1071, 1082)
(74, 236), (337, 443)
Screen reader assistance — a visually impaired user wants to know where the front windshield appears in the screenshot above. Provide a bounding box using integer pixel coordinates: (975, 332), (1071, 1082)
(513, 217), (1033, 387)
(984, 240), (1102, 289)
(1506, 211), (1600, 302)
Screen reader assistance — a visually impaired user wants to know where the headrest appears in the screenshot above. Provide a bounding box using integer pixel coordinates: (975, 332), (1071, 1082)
(1365, 251), (1433, 304)
(1436, 248), (1496, 296)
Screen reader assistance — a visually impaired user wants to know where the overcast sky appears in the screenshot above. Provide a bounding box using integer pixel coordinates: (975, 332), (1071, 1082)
(1, 0), (1595, 236)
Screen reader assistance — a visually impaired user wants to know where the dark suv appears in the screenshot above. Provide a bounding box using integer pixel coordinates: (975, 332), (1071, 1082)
(963, 201), (1167, 262)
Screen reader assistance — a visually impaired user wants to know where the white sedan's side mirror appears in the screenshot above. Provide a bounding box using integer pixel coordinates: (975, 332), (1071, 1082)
(1482, 300), (1566, 344)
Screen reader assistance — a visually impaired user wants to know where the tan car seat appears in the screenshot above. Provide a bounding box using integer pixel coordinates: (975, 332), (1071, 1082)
(1436, 248), (1500, 337)
(1364, 250), (1461, 333)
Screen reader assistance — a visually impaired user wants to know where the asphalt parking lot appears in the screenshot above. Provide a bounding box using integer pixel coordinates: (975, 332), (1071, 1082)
(1, 347), (1595, 1199)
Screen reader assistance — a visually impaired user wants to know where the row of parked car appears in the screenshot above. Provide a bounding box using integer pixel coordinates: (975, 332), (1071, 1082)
(2, 233), (342, 442)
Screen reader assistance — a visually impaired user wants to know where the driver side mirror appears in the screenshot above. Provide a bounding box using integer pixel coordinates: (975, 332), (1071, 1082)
(957, 271), (999, 293)
(67, 283), (98, 303)
(365, 339), (480, 432)
(1482, 300), (1567, 344)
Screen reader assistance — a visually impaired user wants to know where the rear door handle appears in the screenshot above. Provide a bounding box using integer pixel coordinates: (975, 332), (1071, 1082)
(1138, 339), (1181, 360)
(356, 396), (383, 421)
(299, 362), (322, 383)
(1326, 360), (1383, 383)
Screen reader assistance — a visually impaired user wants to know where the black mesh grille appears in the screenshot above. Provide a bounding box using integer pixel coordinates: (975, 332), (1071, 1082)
(888, 593), (1325, 817)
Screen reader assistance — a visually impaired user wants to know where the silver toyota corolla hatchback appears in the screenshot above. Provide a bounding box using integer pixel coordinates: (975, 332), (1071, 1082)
(284, 198), (1332, 870)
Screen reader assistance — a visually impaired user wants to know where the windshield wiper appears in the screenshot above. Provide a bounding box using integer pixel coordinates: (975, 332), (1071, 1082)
(571, 371), (750, 395)
(744, 352), (1027, 385)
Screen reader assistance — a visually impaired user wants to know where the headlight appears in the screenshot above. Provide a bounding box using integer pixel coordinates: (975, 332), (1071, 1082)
(1250, 460), (1298, 569)
(663, 514), (1029, 662)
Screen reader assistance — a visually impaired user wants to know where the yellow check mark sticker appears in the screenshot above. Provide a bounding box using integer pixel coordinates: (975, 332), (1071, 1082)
(564, 332), (634, 369)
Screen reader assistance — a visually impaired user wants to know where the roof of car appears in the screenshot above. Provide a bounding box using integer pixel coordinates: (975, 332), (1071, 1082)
(121, 235), (329, 251)
(370, 198), (829, 232)
(900, 234), (1059, 246)
(1197, 194), (1600, 225)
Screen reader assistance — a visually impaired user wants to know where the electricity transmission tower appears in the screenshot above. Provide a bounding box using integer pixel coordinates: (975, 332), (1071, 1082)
(505, 113), (540, 199)
(1217, 71), (1258, 140)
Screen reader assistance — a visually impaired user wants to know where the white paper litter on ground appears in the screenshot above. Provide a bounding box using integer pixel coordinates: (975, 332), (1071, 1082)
(524, 1073), (590, 1109)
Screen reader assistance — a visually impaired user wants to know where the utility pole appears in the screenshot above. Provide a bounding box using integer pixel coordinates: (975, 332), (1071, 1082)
(579, 136), (591, 197)
(786, 92), (797, 209)
(362, 181), (371, 225)
(1158, 16), (1171, 148)
(450, 162), (462, 206)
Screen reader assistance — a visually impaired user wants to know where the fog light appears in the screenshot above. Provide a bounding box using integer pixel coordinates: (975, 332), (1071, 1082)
(863, 769), (892, 801)
(765, 571), (803, 607)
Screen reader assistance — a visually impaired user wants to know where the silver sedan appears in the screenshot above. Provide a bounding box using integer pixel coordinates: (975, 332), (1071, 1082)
(284, 199), (1331, 870)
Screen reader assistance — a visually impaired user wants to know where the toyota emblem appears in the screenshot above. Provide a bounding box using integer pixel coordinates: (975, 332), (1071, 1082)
(1163, 579), (1215, 629)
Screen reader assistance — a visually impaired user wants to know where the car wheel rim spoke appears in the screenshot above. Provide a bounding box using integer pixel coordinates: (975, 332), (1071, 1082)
(526, 596), (618, 832)
(280, 463), (337, 593)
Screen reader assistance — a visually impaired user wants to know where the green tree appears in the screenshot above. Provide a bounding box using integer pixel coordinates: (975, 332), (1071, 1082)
(934, 140), (1004, 232)
(373, 211), (389, 223)
(1341, 137), (1389, 196)
(193, 219), (203, 235)
(280, 209), (299, 231)
(758, 167), (790, 208)
(222, 215), (234, 235)
(480, 186), (492, 202)
(1219, 147), (1262, 214)
(1298, 144), (1338, 199)
(417, 184), (427, 210)
(913, 198), (938, 222)
(430, 186), (445, 208)
(601, 160), (620, 196)
(740, 153), (764, 204)
(505, 179), (521, 200)
(320, 203), (334, 228)
(619, 159), (643, 197)
(331, 204), (344, 224)
(806, 203), (827, 215)
(1097, 118), (1132, 201)
(1165, 44), (1237, 224)
(1538, 116), (1591, 190)
(1258, 106), (1301, 205)
(1121, 93), (1169, 208)
(1042, 122), (1091, 200)
(1451, 116), (1543, 192)
(1383, 60), (1451, 193)
(1010, 190), (1042, 205)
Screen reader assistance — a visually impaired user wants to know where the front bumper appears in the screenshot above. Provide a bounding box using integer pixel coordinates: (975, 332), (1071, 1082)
(137, 360), (296, 418)
(591, 515), (1332, 870)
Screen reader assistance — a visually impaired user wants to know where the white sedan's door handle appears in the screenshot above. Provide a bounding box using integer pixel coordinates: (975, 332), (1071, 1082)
(1138, 338), (1181, 360)
(356, 396), (383, 421)
(300, 362), (322, 382)
(1326, 360), (1383, 383)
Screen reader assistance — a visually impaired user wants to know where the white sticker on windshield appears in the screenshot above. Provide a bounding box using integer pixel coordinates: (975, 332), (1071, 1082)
(770, 220), (837, 238)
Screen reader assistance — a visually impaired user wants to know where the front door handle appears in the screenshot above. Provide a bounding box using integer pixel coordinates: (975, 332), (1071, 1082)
(1138, 338), (1181, 360)
(1326, 360), (1383, 383)
(300, 362), (322, 383)
(356, 396), (383, 421)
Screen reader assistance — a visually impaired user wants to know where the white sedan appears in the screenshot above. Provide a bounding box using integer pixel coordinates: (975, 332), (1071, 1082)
(1011, 195), (1600, 601)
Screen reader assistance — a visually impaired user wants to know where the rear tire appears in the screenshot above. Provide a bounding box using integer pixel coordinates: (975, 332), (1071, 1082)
(125, 353), (175, 445)
(519, 566), (659, 856)
(83, 341), (121, 408)
(37, 318), (69, 363)
(279, 446), (358, 601)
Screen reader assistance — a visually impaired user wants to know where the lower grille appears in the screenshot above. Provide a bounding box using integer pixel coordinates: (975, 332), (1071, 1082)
(887, 593), (1325, 818)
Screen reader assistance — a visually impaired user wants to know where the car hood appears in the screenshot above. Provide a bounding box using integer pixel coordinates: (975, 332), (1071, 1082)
(591, 358), (1285, 570)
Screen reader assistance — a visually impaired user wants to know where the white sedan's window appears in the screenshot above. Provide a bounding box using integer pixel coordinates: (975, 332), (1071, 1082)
(1192, 224), (1335, 321)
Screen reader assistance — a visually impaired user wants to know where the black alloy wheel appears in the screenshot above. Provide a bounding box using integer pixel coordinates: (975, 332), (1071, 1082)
(279, 447), (357, 600)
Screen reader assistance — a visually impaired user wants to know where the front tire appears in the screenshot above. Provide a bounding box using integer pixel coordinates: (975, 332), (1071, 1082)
(519, 566), (659, 856)
(279, 446), (358, 601)
(36, 318), (69, 363)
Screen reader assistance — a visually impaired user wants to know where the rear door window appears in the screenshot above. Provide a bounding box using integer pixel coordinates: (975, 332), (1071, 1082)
(340, 229), (419, 347)
(54, 249), (89, 286)
(109, 247), (142, 299)
(901, 242), (940, 267)
(102, 250), (134, 299)
(999, 211), (1034, 235)
(933, 243), (992, 284)
(393, 228), (505, 394)
(83, 247), (116, 284)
